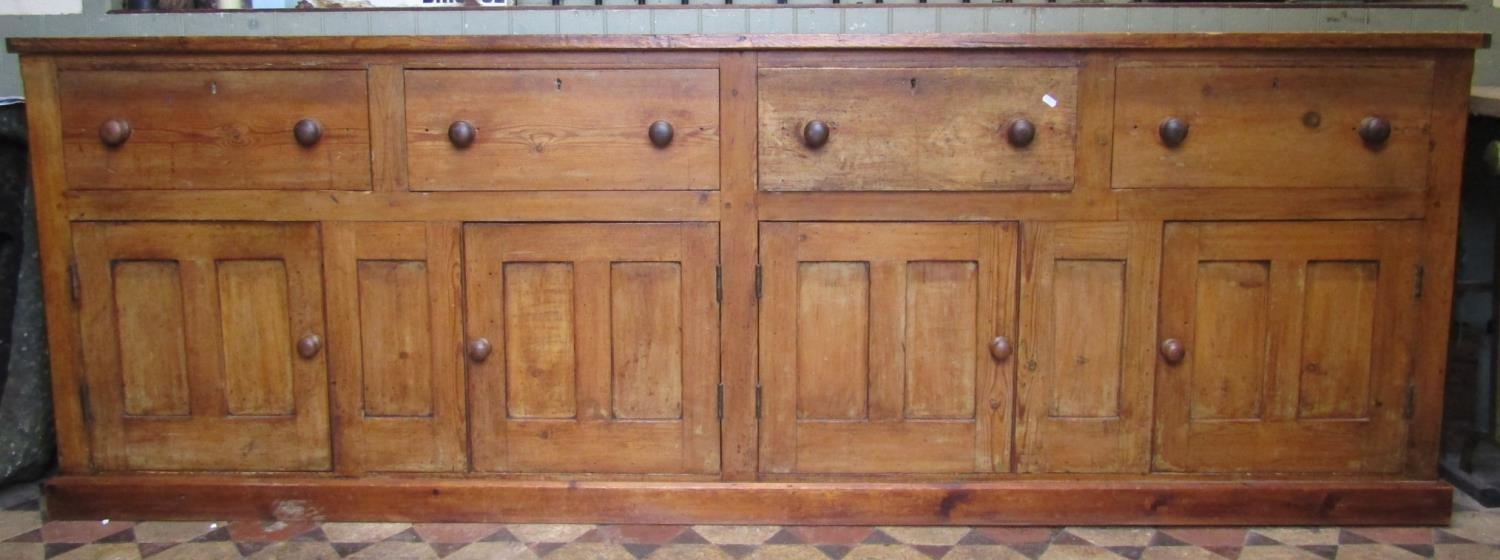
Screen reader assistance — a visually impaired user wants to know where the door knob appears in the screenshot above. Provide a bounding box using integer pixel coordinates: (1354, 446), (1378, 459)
(467, 338), (493, 363)
(1159, 117), (1189, 147)
(989, 336), (1013, 362)
(648, 120), (674, 148)
(449, 120), (476, 148)
(296, 334), (322, 359)
(1159, 338), (1186, 364)
(803, 120), (831, 149)
(293, 119), (323, 147)
(98, 119), (131, 147)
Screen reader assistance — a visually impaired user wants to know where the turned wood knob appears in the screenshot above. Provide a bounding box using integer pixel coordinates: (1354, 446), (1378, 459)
(1006, 118), (1036, 148)
(98, 119), (131, 147)
(648, 120), (674, 148)
(467, 338), (493, 363)
(296, 334), (322, 359)
(988, 336), (1013, 362)
(803, 120), (831, 149)
(1159, 338), (1186, 364)
(1159, 117), (1189, 147)
(293, 119), (322, 147)
(448, 120), (476, 148)
(1358, 116), (1392, 145)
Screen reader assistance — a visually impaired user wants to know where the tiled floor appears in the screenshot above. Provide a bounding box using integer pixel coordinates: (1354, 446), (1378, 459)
(0, 484), (1498, 559)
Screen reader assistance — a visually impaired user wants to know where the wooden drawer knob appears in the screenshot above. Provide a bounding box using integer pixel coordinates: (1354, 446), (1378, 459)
(1358, 116), (1392, 145)
(988, 336), (1013, 362)
(467, 338), (493, 363)
(648, 120), (674, 148)
(293, 119), (323, 147)
(1159, 117), (1189, 147)
(98, 119), (131, 147)
(803, 120), (831, 149)
(1159, 338), (1186, 364)
(449, 120), (476, 149)
(1006, 118), (1036, 148)
(297, 334), (322, 359)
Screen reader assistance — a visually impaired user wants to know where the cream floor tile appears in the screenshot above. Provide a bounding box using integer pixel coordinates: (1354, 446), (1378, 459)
(689, 525), (782, 545)
(1067, 527), (1157, 547)
(0, 512), (39, 543)
(843, 544), (932, 559)
(245, 542), (340, 560)
(877, 527), (972, 546)
(0, 543), (39, 560)
(345, 541), (439, 560)
(318, 522), (413, 543)
(1254, 528), (1344, 546)
(505, 524), (597, 543)
(542, 542), (637, 560)
(646, 544), (736, 559)
(51, 543), (142, 560)
(442, 542), (537, 560)
(940, 545), (1032, 560)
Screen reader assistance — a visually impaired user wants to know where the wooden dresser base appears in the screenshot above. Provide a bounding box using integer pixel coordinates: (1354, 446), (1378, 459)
(44, 476), (1454, 526)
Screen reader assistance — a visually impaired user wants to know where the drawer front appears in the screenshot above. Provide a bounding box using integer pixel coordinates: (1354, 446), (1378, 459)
(759, 67), (1078, 192)
(406, 69), (720, 191)
(58, 70), (372, 191)
(1113, 64), (1434, 189)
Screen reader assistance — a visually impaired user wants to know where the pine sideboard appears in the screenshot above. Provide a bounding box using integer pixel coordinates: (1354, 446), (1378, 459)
(9, 32), (1485, 525)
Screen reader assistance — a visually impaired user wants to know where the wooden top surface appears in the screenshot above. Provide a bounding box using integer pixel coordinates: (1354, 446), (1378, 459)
(7, 32), (1488, 54)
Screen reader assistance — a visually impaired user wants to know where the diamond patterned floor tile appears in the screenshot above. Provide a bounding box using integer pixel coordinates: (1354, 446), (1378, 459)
(1, 479), (1498, 560)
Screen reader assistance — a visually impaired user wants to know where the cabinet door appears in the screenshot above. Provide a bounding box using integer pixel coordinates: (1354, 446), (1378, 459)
(1156, 222), (1419, 473)
(325, 223), (464, 473)
(1016, 222), (1158, 473)
(465, 223), (720, 474)
(759, 223), (1017, 474)
(74, 222), (329, 471)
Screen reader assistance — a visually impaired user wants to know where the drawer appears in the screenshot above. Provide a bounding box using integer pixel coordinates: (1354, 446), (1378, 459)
(58, 70), (372, 191)
(1112, 63), (1434, 189)
(405, 69), (719, 191)
(758, 67), (1078, 191)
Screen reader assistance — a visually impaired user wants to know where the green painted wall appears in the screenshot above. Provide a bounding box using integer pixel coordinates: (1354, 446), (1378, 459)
(0, 0), (1490, 96)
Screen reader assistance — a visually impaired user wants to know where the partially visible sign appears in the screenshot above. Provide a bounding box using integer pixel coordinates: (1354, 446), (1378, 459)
(0, 0), (82, 14)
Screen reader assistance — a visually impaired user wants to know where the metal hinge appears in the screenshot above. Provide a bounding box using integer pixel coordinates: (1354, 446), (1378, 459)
(754, 265), (762, 300)
(1403, 382), (1416, 420)
(68, 261), (80, 304)
(754, 384), (762, 418)
(716, 383), (724, 419)
(1414, 265), (1424, 299)
(715, 266), (722, 303)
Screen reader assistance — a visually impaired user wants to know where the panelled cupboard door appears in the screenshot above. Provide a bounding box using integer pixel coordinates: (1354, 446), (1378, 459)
(1155, 222), (1420, 474)
(1016, 222), (1159, 473)
(464, 223), (720, 474)
(325, 223), (465, 473)
(759, 223), (1018, 474)
(73, 222), (330, 472)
